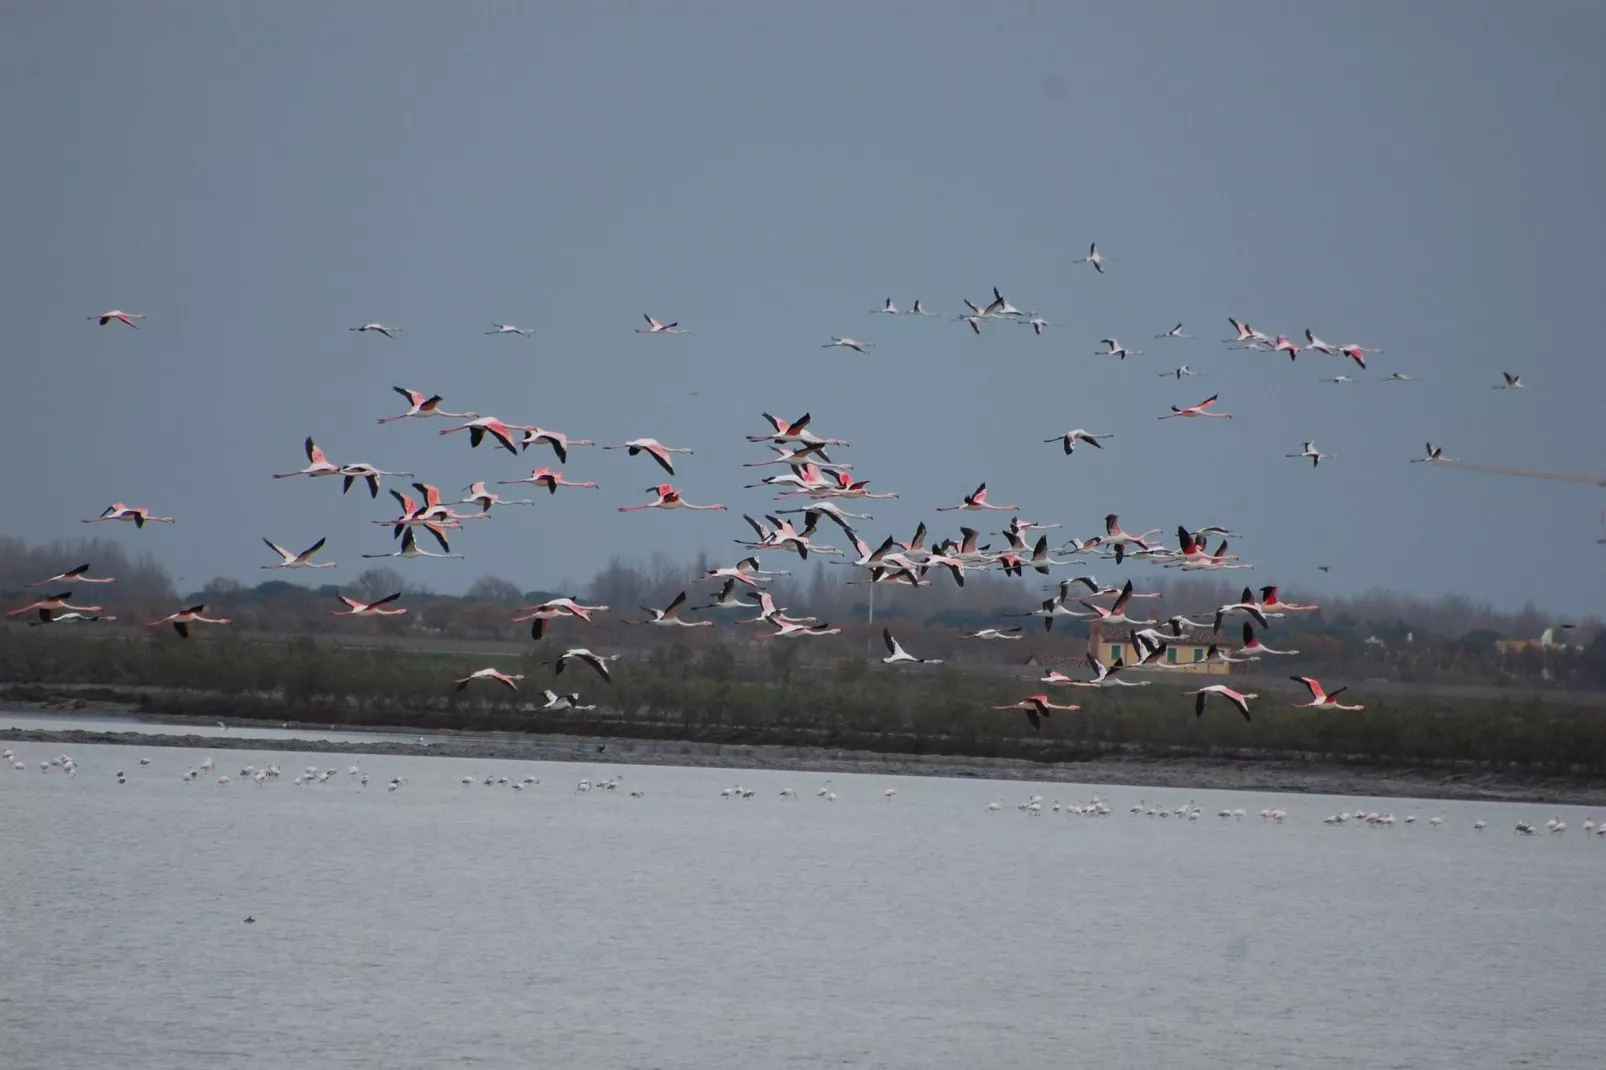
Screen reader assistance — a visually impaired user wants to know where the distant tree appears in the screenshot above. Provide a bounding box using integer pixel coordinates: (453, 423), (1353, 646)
(353, 567), (405, 603)
(464, 575), (523, 605)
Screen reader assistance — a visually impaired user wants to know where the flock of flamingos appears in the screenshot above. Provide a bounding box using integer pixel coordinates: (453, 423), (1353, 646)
(12, 271), (1531, 732)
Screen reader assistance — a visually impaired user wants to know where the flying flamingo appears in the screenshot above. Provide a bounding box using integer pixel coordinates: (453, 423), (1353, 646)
(28, 564), (116, 587)
(83, 503), (174, 528)
(497, 468), (598, 494)
(1184, 685), (1257, 721)
(1155, 323), (1190, 339)
(539, 691), (595, 711)
(512, 597), (609, 639)
(626, 591), (713, 628)
(1303, 329), (1338, 355)
(1159, 395), (1231, 420)
(484, 324), (533, 337)
(1291, 676), (1365, 710)
(1257, 586), (1319, 613)
(88, 310), (145, 328)
(823, 337), (874, 352)
(1494, 372), (1525, 390)
(261, 537), (335, 569)
(872, 298), (899, 315)
(693, 579), (760, 612)
(145, 605), (231, 638)
(746, 412), (849, 448)
(459, 481), (536, 510)
(273, 437), (343, 479)
(349, 323), (400, 338)
(1273, 334), (1301, 361)
(881, 628), (942, 665)
(1379, 372), (1415, 383)
(1320, 375), (1355, 384)
(554, 648), (619, 683)
(454, 668), (524, 692)
(330, 592), (408, 617)
(1159, 365), (1198, 379)
(1339, 344), (1382, 369)
(1286, 441), (1336, 467)
(1238, 623), (1299, 657)
(1410, 443), (1454, 463)
(362, 528), (463, 560)
(1097, 338), (1143, 359)
(1078, 243), (1106, 274)
(936, 483), (1018, 512)
(1101, 514), (1161, 563)
(636, 315), (688, 334)
(29, 610), (115, 626)
(603, 438), (693, 475)
(339, 463), (413, 498)
(962, 627), (1023, 640)
(519, 428), (594, 463)
(1045, 429), (1114, 456)
(742, 444), (836, 468)
(759, 620), (842, 639)
(378, 387), (478, 424)
(7, 592), (104, 617)
(618, 485), (726, 512)
(437, 417), (528, 455)
(992, 695), (1081, 732)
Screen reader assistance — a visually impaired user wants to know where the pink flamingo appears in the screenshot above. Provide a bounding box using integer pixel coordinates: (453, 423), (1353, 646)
(498, 468), (599, 494)
(1291, 677), (1365, 711)
(273, 437), (343, 479)
(1184, 685), (1258, 721)
(28, 564), (116, 586)
(936, 482), (1018, 512)
(379, 387), (478, 424)
(83, 503), (174, 528)
(1159, 395), (1232, 420)
(619, 485), (726, 513)
(603, 438), (693, 476)
(145, 605), (231, 638)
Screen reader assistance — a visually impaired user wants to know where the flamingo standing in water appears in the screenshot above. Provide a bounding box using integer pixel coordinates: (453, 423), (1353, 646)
(273, 437), (343, 479)
(1159, 395), (1232, 420)
(262, 537), (335, 569)
(379, 387), (478, 424)
(88, 309), (145, 328)
(1184, 685), (1258, 721)
(636, 315), (688, 334)
(145, 605), (232, 638)
(619, 485), (727, 512)
(937, 483), (1018, 512)
(28, 564), (117, 587)
(1290, 677), (1365, 710)
(83, 503), (174, 528)
(603, 438), (694, 475)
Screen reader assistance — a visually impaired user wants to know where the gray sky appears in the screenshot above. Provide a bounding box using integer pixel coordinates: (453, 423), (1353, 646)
(3, 2), (1603, 614)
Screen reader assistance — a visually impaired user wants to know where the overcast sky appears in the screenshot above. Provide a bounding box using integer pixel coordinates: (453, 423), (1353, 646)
(3, 2), (1603, 615)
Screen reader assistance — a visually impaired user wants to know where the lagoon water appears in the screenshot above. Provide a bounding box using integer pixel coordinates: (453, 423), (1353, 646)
(3, 738), (1603, 1069)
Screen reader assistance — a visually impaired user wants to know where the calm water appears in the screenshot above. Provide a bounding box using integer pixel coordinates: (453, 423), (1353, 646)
(1, 710), (436, 745)
(3, 742), (1603, 1070)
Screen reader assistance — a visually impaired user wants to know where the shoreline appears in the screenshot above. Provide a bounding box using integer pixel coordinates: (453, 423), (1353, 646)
(6, 707), (1605, 806)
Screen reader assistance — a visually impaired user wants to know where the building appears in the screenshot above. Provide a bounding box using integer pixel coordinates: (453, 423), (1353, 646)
(1088, 621), (1230, 675)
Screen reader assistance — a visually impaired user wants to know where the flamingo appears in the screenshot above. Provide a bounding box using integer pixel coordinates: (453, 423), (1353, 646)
(1159, 395), (1231, 420)
(1303, 329), (1339, 355)
(145, 605), (231, 638)
(1339, 344), (1382, 369)
(437, 416), (527, 455)
(1273, 334), (1301, 361)
(823, 337), (873, 353)
(1078, 243), (1106, 274)
(962, 627), (1023, 640)
(554, 648), (619, 682)
(636, 315), (688, 334)
(882, 628), (942, 665)
(742, 444), (836, 468)
(519, 427), (595, 463)
(262, 537), (335, 569)
(626, 591), (712, 628)
(986, 287), (1030, 318)
(350, 323), (400, 338)
(1185, 685), (1257, 721)
(1155, 323), (1190, 339)
(539, 690), (595, 711)
(1286, 441), (1336, 467)
(701, 556), (785, 586)
(992, 695), (1081, 732)
(28, 564), (116, 586)
(871, 298), (899, 315)
(484, 323), (533, 337)
(498, 468), (598, 494)
(512, 597), (607, 639)
(693, 579), (760, 612)
(1410, 443), (1454, 463)
(1290, 676), (1365, 710)
(83, 503), (174, 527)
(746, 412), (850, 448)
(908, 299), (932, 315)
(330, 592), (408, 617)
(1024, 317), (1051, 335)
(1320, 375), (1355, 384)
(1097, 338), (1143, 359)
(361, 527), (463, 560)
(454, 668), (524, 692)
(1379, 372), (1415, 383)
(7, 592), (104, 617)
(1100, 514), (1162, 563)
(1211, 588), (1275, 632)
(603, 438), (693, 475)
(89, 309), (145, 328)
(1494, 372), (1525, 390)
(759, 620), (842, 639)
(28, 610), (115, 626)
(339, 462), (413, 498)
(378, 387), (478, 424)
(1045, 429), (1114, 456)
(273, 437), (343, 479)
(1258, 586), (1319, 613)
(1238, 623), (1299, 657)
(459, 481), (537, 510)
(619, 485), (726, 512)
(937, 483), (1018, 512)
(1159, 365), (1197, 379)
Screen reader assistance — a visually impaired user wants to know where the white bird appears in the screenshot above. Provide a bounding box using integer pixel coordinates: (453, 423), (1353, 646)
(350, 323), (400, 338)
(881, 628), (941, 665)
(636, 315), (688, 334)
(454, 668), (524, 692)
(362, 527), (463, 560)
(1320, 375), (1355, 384)
(262, 537), (335, 569)
(1159, 365), (1197, 379)
(339, 463), (414, 499)
(554, 648), (619, 683)
(485, 323), (533, 337)
(1096, 338), (1143, 360)
(603, 438), (694, 476)
(627, 591), (713, 628)
(1286, 441), (1336, 467)
(1184, 685), (1258, 721)
(871, 298), (899, 315)
(1379, 372), (1415, 383)
(1159, 395), (1231, 420)
(962, 627), (1024, 640)
(89, 309), (145, 328)
(1155, 323), (1190, 339)
(1410, 443), (1456, 464)
(1494, 372), (1525, 390)
(1045, 429), (1114, 456)
(1078, 243), (1106, 274)
(823, 337), (873, 353)
(1303, 329), (1339, 355)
